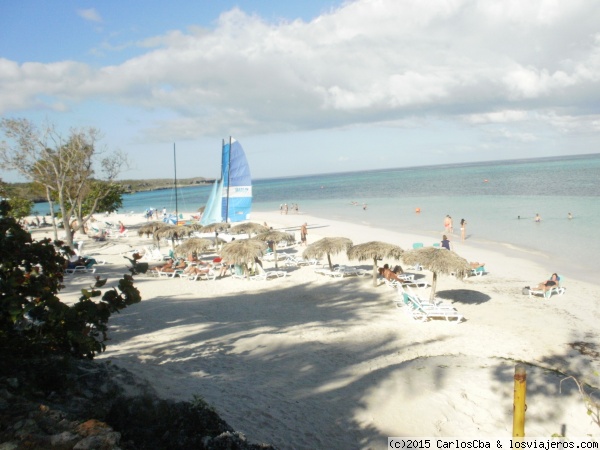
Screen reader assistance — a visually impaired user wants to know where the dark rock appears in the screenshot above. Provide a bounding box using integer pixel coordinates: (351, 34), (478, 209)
(0, 356), (276, 450)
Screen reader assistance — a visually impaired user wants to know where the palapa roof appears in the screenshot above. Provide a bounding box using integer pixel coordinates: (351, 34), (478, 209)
(347, 241), (404, 261)
(254, 230), (296, 244)
(229, 222), (269, 236)
(219, 238), (267, 265)
(302, 237), (353, 260)
(174, 238), (214, 257)
(402, 247), (471, 278)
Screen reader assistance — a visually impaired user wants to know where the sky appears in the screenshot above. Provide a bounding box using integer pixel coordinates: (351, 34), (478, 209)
(1, 0), (599, 182)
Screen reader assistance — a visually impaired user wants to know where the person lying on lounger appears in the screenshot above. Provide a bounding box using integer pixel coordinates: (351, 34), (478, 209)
(153, 258), (185, 274)
(378, 265), (403, 283)
(183, 263), (213, 276)
(535, 273), (560, 292)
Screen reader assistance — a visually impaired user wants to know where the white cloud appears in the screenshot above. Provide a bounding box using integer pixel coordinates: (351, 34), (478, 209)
(2, 0), (600, 145)
(78, 8), (103, 23)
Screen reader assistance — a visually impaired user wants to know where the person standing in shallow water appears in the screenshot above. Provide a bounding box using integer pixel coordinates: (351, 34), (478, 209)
(535, 213), (541, 222)
(460, 218), (466, 241)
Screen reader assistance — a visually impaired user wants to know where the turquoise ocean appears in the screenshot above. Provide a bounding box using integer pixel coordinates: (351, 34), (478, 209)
(34, 153), (599, 283)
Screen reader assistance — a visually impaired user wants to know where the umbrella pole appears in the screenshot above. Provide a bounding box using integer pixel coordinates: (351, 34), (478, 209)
(327, 254), (333, 271)
(274, 245), (278, 269)
(372, 258), (378, 287)
(430, 271), (438, 301)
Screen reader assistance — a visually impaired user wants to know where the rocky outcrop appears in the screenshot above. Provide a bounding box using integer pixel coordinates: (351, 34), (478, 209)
(0, 357), (275, 450)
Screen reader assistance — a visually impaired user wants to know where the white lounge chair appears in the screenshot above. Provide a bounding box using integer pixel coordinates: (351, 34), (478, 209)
(65, 265), (96, 275)
(249, 265), (288, 280)
(399, 291), (464, 323)
(470, 265), (486, 277)
(185, 269), (217, 281)
(529, 275), (566, 298)
(529, 285), (566, 298)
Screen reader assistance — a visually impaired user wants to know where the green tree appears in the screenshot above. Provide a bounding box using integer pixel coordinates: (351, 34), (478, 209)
(7, 196), (34, 220)
(0, 200), (145, 359)
(0, 118), (128, 248)
(0, 181), (33, 219)
(80, 180), (125, 217)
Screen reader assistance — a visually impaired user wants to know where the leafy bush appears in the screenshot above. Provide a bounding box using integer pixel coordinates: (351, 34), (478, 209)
(0, 200), (144, 359)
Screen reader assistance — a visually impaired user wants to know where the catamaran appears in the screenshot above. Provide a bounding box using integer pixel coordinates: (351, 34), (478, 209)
(200, 137), (252, 225)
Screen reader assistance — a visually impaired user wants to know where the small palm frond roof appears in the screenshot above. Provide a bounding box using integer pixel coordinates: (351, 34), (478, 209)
(302, 237), (353, 260)
(220, 238), (267, 264)
(402, 247), (471, 278)
(174, 238), (214, 256)
(347, 241), (404, 261)
(229, 222), (269, 235)
(254, 230), (295, 244)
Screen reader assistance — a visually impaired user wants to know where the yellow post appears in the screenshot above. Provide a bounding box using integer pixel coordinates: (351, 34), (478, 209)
(513, 364), (527, 437)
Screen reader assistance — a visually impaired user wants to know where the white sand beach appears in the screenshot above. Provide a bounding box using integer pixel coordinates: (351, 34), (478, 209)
(34, 211), (600, 449)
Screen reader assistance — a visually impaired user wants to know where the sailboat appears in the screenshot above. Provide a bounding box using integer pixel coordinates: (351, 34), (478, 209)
(163, 143), (181, 225)
(200, 137), (252, 225)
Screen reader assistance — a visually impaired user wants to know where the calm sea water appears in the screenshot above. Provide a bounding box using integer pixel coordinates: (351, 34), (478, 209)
(33, 154), (599, 283)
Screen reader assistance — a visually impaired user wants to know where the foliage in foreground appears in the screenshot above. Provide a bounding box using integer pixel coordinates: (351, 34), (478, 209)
(0, 200), (145, 359)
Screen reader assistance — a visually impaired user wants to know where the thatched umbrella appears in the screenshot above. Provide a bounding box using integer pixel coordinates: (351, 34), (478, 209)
(137, 221), (168, 238)
(176, 225), (198, 238)
(303, 237), (353, 272)
(229, 222), (269, 237)
(402, 247), (471, 300)
(220, 238), (268, 279)
(154, 224), (191, 248)
(200, 222), (230, 233)
(185, 222), (204, 231)
(347, 241), (404, 287)
(254, 230), (296, 269)
(174, 238), (214, 258)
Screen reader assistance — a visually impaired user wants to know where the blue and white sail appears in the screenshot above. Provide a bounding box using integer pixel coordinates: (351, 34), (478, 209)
(221, 138), (252, 223)
(200, 137), (252, 225)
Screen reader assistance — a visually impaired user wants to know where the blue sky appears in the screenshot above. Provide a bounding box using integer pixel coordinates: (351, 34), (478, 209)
(1, 0), (599, 182)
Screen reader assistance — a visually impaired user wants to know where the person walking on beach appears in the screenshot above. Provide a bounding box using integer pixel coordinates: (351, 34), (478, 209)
(300, 222), (308, 246)
(460, 218), (467, 241)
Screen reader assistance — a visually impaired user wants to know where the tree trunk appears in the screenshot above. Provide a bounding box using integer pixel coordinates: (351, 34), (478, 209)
(46, 189), (59, 242)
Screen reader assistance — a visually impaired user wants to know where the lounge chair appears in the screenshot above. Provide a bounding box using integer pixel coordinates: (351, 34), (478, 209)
(65, 265), (96, 275)
(186, 268), (217, 281)
(250, 267), (288, 281)
(470, 265), (486, 277)
(315, 265), (365, 278)
(529, 275), (565, 298)
(136, 246), (162, 262)
(398, 291), (464, 323)
(155, 268), (184, 278)
(283, 255), (317, 266)
(529, 285), (566, 298)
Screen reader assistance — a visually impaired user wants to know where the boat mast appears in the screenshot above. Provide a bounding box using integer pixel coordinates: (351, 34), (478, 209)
(225, 136), (232, 223)
(173, 143), (178, 223)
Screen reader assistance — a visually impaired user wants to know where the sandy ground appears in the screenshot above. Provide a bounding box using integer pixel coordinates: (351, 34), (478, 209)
(32, 210), (600, 449)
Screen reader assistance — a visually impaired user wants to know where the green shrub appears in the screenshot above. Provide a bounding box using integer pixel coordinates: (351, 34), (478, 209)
(0, 200), (144, 359)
